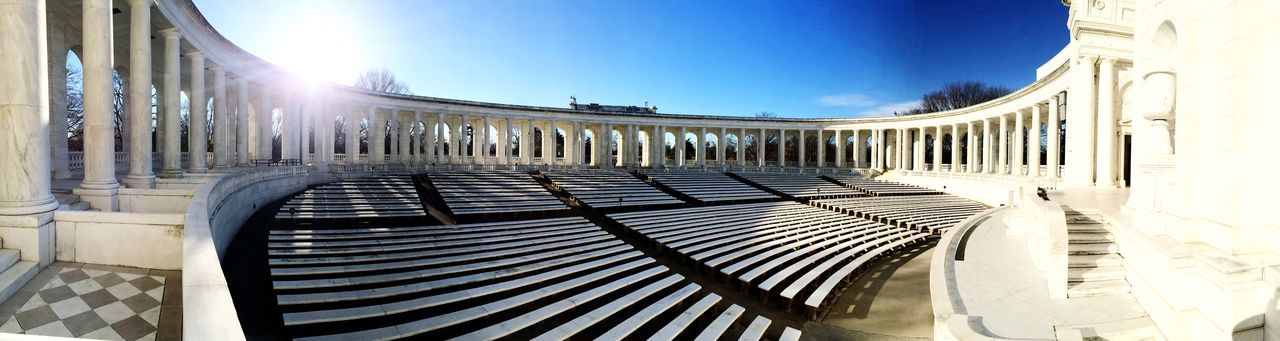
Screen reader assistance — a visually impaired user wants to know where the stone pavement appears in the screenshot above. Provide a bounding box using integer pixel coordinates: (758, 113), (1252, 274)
(0, 262), (180, 340)
(951, 210), (1147, 339)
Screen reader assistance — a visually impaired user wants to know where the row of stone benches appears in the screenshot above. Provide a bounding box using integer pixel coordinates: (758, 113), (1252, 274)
(426, 171), (569, 219)
(266, 216), (799, 340)
(640, 170), (779, 203)
(544, 170), (685, 209)
(826, 175), (942, 196)
(731, 172), (865, 199)
(275, 177), (427, 220)
(810, 195), (987, 234)
(609, 201), (928, 319)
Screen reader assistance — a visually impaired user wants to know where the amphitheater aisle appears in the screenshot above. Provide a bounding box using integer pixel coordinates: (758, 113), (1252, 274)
(816, 242), (936, 339)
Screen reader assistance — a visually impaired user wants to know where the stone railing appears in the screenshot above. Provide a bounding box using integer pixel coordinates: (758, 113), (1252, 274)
(1016, 184), (1069, 299)
(182, 166), (307, 340)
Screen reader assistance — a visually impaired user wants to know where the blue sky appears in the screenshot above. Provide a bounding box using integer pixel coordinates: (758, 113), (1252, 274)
(193, 0), (1069, 118)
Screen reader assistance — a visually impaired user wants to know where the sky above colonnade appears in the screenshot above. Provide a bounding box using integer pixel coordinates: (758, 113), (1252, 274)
(193, 0), (1068, 118)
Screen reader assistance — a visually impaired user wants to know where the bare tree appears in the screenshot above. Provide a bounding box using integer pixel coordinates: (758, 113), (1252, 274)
(354, 68), (412, 95)
(899, 81), (1012, 116)
(755, 111), (778, 118)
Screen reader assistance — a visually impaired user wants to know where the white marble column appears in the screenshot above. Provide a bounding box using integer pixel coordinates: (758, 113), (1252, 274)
(1014, 111), (1025, 175)
(235, 80), (250, 166)
(456, 115), (467, 163)
(77, 0), (119, 210)
(1029, 105), (1043, 177)
(210, 67), (229, 168)
(967, 122), (977, 173)
(932, 126), (942, 172)
(834, 130), (843, 168)
(757, 128), (766, 167)
(47, 21), (72, 180)
(696, 127), (706, 166)
(997, 115), (1009, 174)
(342, 105), (355, 163)
(542, 120), (553, 166)
(0, 0), (59, 216)
(369, 108), (384, 164)
(1048, 94), (1062, 179)
(1065, 55), (1098, 185)
(950, 125), (960, 173)
(434, 113), (444, 163)
(982, 120), (993, 173)
(504, 117), (514, 165)
(256, 90), (272, 160)
(778, 129), (786, 167)
(521, 119), (533, 165)
(158, 29), (183, 176)
(122, 0), (155, 188)
(913, 128), (924, 171)
(1095, 57), (1118, 187)
(400, 115), (412, 164)
(819, 129), (829, 167)
(797, 130), (806, 167)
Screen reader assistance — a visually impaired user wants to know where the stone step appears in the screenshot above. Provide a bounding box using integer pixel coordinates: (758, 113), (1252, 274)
(1067, 223), (1108, 233)
(57, 202), (92, 211)
(1068, 242), (1118, 255)
(1065, 215), (1105, 224)
(0, 261), (38, 305)
(1068, 254), (1124, 268)
(0, 250), (19, 273)
(54, 193), (80, 205)
(1067, 279), (1131, 298)
(1068, 232), (1115, 243)
(1068, 265), (1127, 282)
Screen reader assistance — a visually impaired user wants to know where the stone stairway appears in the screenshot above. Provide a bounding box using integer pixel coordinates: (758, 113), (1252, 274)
(0, 240), (38, 305)
(1064, 209), (1132, 298)
(53, 191), (91, 211)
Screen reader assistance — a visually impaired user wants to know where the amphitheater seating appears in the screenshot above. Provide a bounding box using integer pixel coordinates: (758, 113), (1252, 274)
(266, 216), (792, 340)
(426, 170), (568, 219)
(730, 172), (863, 199)
(640, 171), (778, 203)
(608, 201), (928, 319)
(275, 177), (426, 220)
(826, 175), (941, 196)
(810, 194), (986, 234)
(543, 170), (685, 209)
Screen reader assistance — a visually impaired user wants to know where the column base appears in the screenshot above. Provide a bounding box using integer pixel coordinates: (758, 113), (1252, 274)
(158, 169), (185, 178)
(0, 211), (56, 268)
(122, 175), (156, 189)
(73, 186), (119, 212)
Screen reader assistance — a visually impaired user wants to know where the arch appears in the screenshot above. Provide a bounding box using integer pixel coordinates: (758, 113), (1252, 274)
(554, 128), (566, 158)
(683, 132), (697, 161)
(784, 135), (798, 166)
(823, 134), (836, 164)
(664, 132), (677, 163)
(610, 129), (623, 166)
(941, 133), (954, 165)
(434, 122), (451, 156)
(764, 133), (779, 164)
(844, 134), (857, 165)
(582, 129), (595, 164)
(531, 127), (543, 158)
(743, 133), (758, 163)
(704, 133), (718, 161)
(725, 133), (739, 162)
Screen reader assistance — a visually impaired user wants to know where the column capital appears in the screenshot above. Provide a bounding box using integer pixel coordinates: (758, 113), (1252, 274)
(127, 0), (151, 8)
(184, 51), (204, 59)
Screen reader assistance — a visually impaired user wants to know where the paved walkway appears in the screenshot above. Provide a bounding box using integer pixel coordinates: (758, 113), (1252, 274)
(819, 242), (935, 339)
(950, 210), (1147, 339)
(0, 262), (181, 340)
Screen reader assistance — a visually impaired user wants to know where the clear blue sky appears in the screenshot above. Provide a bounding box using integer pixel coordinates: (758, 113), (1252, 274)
(193, 0), (1069, 118)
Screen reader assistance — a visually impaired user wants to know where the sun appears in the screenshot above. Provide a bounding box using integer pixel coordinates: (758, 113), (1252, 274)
(276, 15), (360, 84)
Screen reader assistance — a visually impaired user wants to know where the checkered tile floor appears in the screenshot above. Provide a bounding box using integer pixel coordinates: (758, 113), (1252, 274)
(0, 266), (167, 340)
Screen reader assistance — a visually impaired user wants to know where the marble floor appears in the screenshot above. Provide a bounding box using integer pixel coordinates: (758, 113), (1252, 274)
(950, 210), (1148, 339)
(0, 262), (181, 340)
